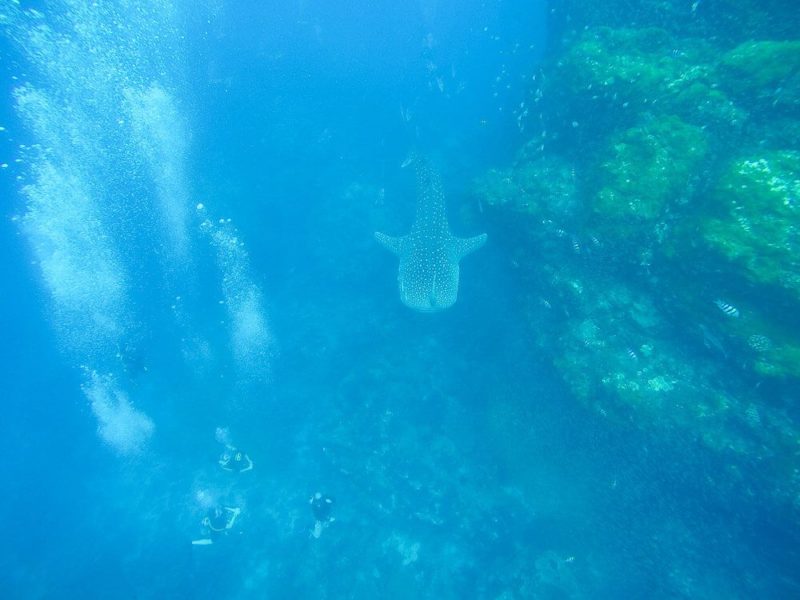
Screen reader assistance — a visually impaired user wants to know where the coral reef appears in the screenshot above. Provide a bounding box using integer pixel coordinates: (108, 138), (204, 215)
(474, 146), (578, 221)
(719, 40), (800, 110)
(594, 115), (708, 223)
(551, 27), (744, 140)
(473, 0), (800, 520)
(704, 151), (800, 297)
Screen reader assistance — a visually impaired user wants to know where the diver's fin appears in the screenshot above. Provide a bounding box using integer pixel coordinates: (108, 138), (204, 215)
(191, 539), (213, 546)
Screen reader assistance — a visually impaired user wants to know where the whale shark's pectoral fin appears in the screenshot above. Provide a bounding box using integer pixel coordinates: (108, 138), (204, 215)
(453, 233), (488, 260)
(374, 231), (406, 256)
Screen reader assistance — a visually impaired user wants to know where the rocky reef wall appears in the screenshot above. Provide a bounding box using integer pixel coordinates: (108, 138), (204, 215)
(473, 0), (800, 518)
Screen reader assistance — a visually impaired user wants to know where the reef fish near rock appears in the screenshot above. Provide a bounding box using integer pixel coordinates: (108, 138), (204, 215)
(376, 157), (487, 312)
(714, 299), (740, 318)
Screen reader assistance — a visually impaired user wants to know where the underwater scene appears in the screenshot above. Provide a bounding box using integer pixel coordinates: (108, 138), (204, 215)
(1, 0), (799, 597)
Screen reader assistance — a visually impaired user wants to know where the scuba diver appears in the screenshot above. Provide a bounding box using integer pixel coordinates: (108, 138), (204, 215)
(191, 505), (241, 546)
(215, 426), (253, 472)
(218, 446), (253, 472)
(309, 492), (335, 539)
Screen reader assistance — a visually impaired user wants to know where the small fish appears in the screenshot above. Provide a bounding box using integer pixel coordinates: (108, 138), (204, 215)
(626, 347), (638, 361)
(736, 215), (752, 233)
(714, 299), (739, 318)
(571, 236), (581, 254)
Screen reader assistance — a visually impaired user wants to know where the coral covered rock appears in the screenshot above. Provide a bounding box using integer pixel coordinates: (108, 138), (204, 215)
(474, 147), (578, 221)
(704, 151), (800, 298)
(556, 27), (742, 129)
(719, 40), (800, 110)
(593, 115), (708, 224)
(473, 0), (800, 525)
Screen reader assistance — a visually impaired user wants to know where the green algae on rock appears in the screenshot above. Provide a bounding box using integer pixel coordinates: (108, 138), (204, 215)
(474, 146), (578, 219)
(556, 27), (742, 129)
(472, 0), (800, 529)
(594, 115), (708, 222)
(704, 150), (800, 298)
(753, 341), (800, 379)
(544, 266), (800, 508)
(719, 40), (800, 109)
(560, 27), (701, 99)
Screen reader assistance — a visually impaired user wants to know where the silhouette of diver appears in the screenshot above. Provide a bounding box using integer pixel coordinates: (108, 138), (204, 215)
(309, 492), (335, 539)
(191, 506), (241, 546)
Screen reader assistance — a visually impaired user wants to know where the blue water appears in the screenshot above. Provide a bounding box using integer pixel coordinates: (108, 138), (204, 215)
(1, 1), (798, 598)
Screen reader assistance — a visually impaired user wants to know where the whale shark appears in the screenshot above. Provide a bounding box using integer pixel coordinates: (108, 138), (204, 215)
(375, 157), (487, 312)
